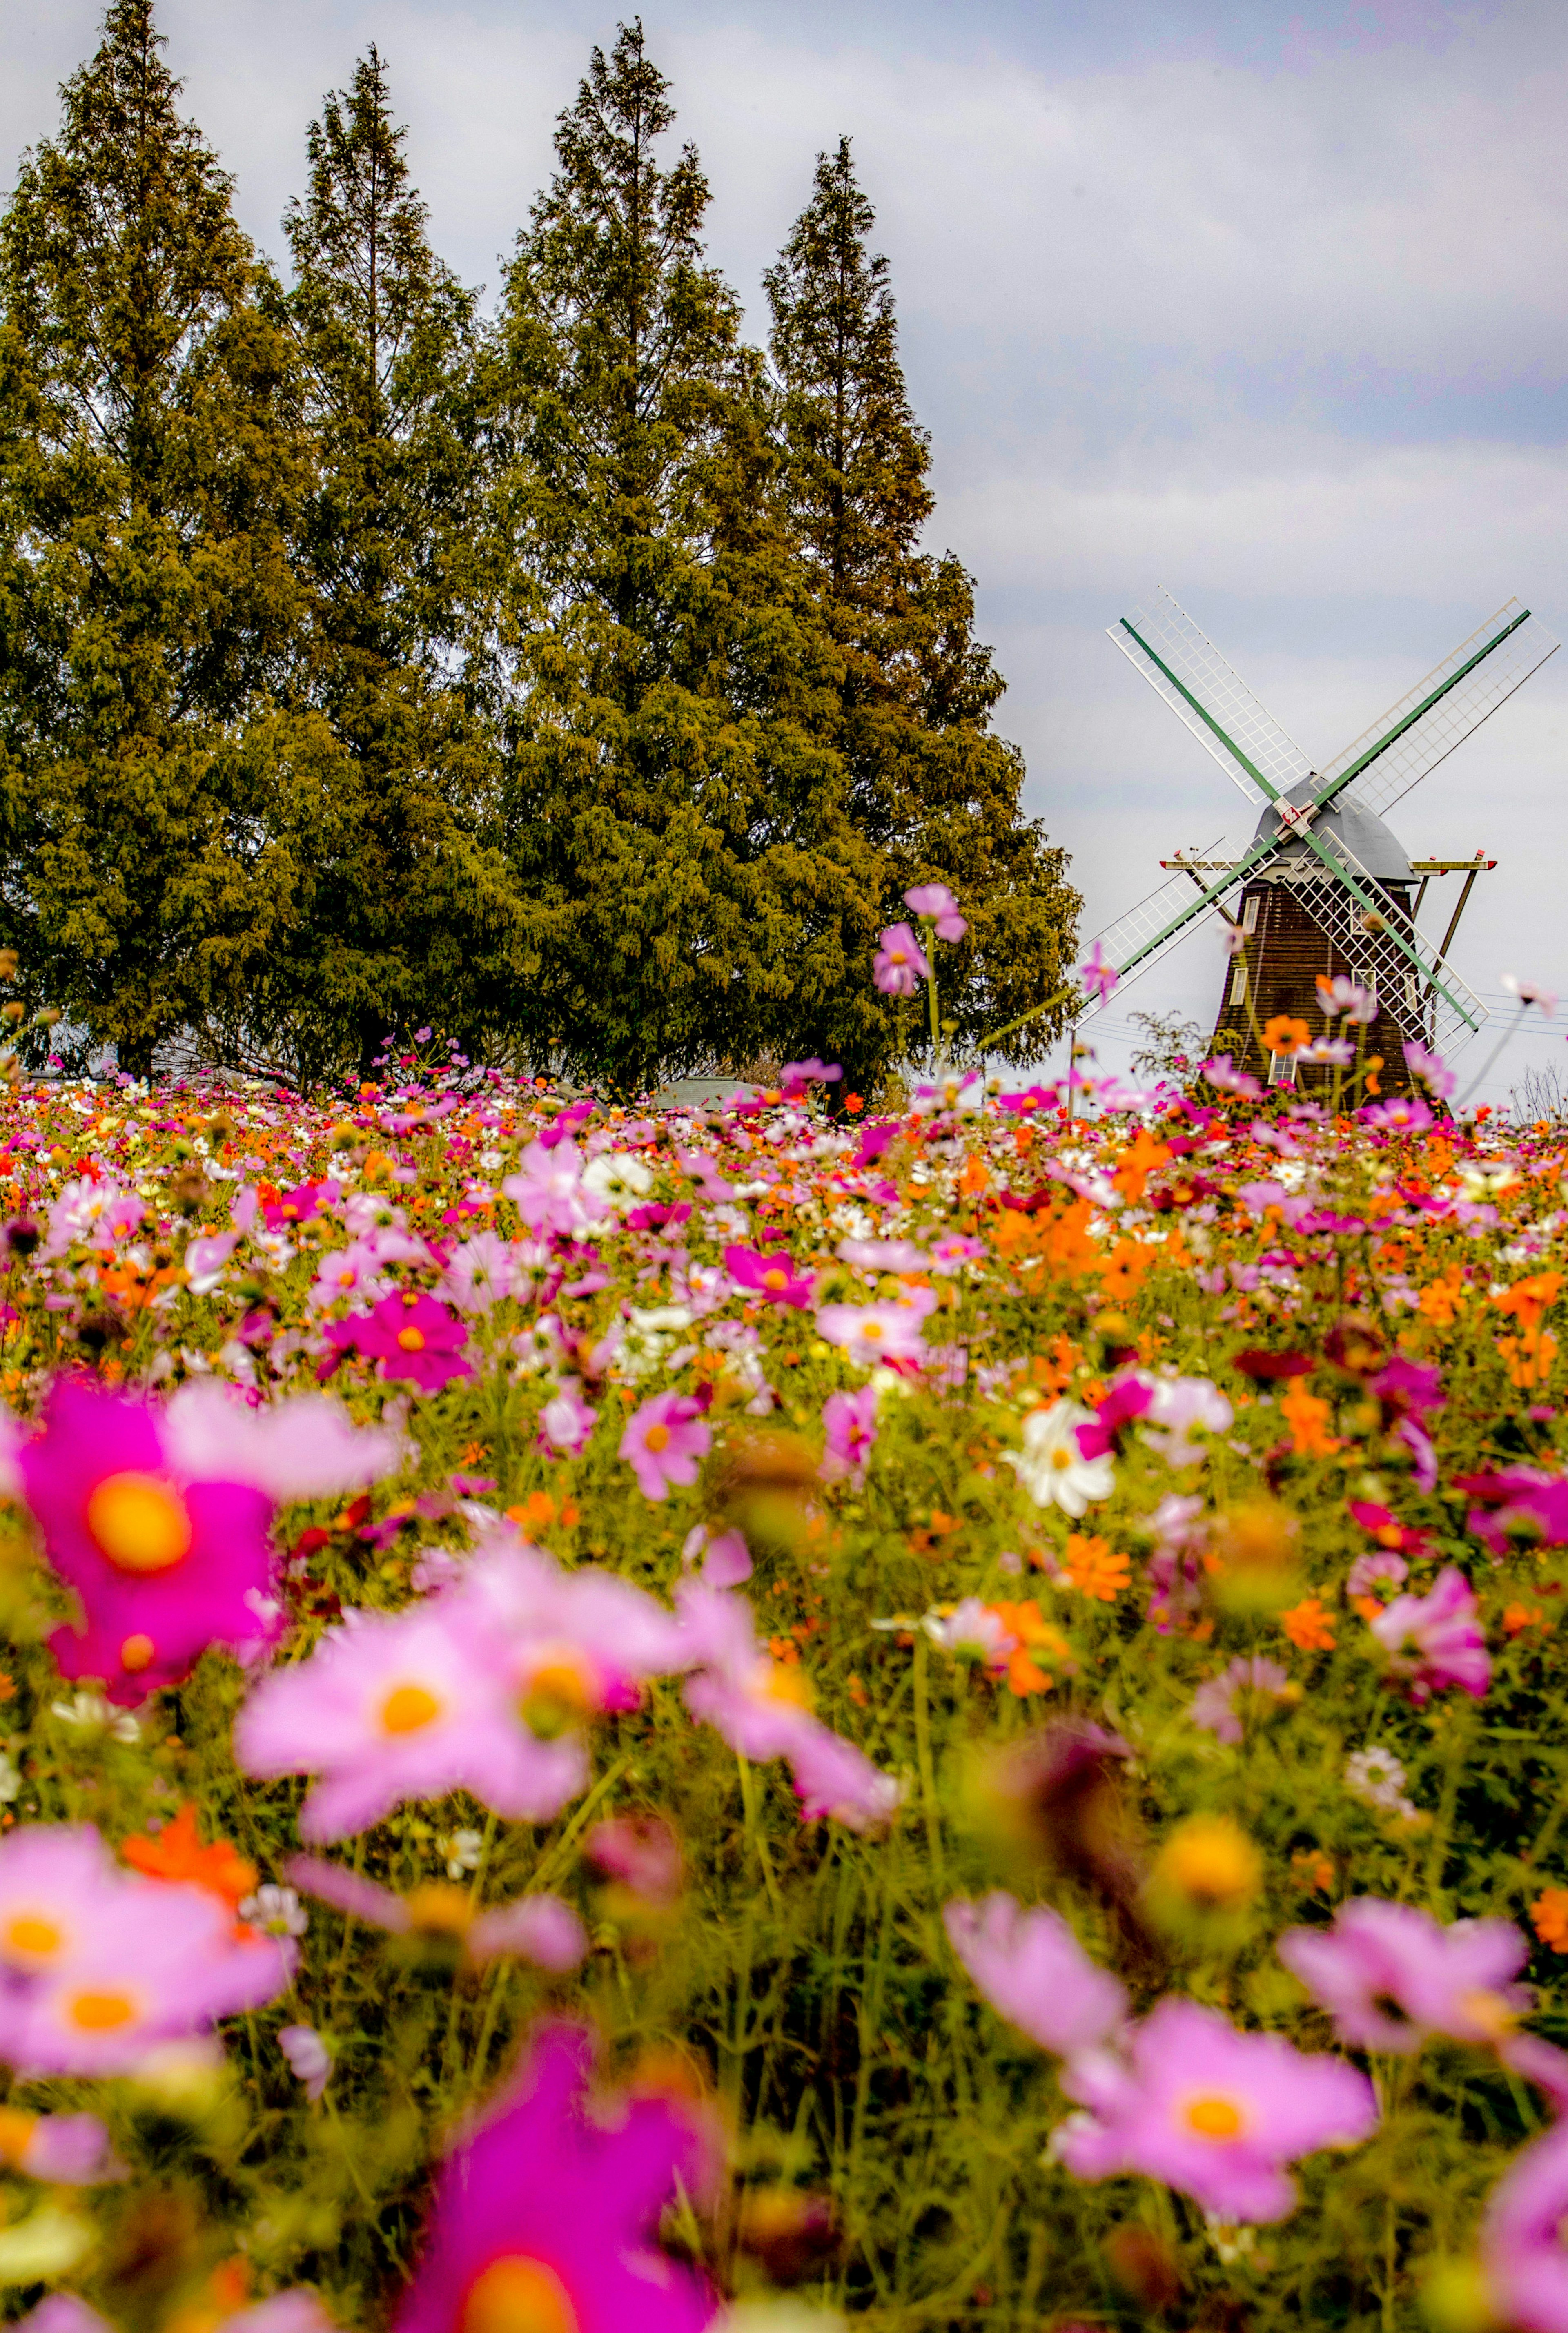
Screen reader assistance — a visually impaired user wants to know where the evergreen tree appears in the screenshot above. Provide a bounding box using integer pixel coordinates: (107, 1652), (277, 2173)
(766, 138), (1080, 1061)
(264, 46), (522, 1079)
(0, 0), (311, 1074)
(490, 22), (887, 1092)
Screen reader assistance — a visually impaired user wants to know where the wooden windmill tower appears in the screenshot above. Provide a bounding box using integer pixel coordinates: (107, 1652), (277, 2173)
(1085, 591), (1556, 1092)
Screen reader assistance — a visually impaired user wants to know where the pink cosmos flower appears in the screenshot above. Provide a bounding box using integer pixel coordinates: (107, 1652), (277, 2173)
(904, 883), (968, 941)
(10, 2111), (124, 2184)
(1055, 1999), (1377, 2224)
(1369, 1566), (1490, 1702)
(1481, 2120), (1568, 2333)
(944, 1894), (1126, 2056)
(1278, 1898), (1537, 2055)
(679, 1583), (899, 1830)
(1502, 973), (1558, 1016)
(280, 2022), (331, 2100)
(16, 1377), (387, 1703)
(183, 1231), (238, 1294)
(0, 1825), (291, 2076)
(1203, 1054), (1263, 1099)
(1457, 1465), (1568, 1558)
(1078, 941), (1119, 1004)
(391, 2021), (718, 2333)
(307, 1239), (391, 1311)
(438, 1232), (523, 1315)
(816, 1291), (935, 1370)
(325, 1291), (472, 1393)
(286, 1856), (587, 1972)
(23, 2299), (330, 2333)
(502, 1140), (610, 1239)
(820, 1386), (878, 1486)
(620, 1390), (711, 1501)
(724, 1245), (815, 1309)
(873, 923), (930, 996)
(537, 1376), (598, 1458)
(1188, 1656), (1291, 1746)
(448, 1536), (686, 1721)
(234, 1599), (580, 1843)
(1403, 1040), (1457, 1099)
(778, 1057), (842, 1097)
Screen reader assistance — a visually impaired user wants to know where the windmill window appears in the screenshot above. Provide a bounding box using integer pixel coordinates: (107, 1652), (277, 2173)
(1242, 895), (1261, 934)
(1403, 973), (1419, 1012)
(1229, 963), (1249, 1005)
(1267, 1048), (1298, 1088)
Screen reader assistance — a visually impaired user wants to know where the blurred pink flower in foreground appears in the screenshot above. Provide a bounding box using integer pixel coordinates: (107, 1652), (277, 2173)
(944, 1894), (1126, 2056)
(820, 1386), (878, 1485)
(1369, 1566), (1490, 1702)
(620, 1389), (711, 1500)
(904, 882), (967, 941)
(392, 2022), (718, 2333)
(1482, 2119), (1568, 2333)
(873, 923), (930, 996)
(286, 1856), (586, 1973)
(1188, 1656), (1291, 1746)
(502, 1138), (610, 1239)
(1054, 1998), (1377, 2223)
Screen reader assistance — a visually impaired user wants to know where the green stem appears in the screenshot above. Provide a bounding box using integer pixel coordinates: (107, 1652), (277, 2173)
(912, 1634), (944, 1885)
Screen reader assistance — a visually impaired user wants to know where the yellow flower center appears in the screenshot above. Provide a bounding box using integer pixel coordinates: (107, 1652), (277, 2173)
(4, 1913), (62, 1961)
(520, 1651), (599, 1740)
(1051, 1444), (1075, 1469)
(462, 2257), (579, 2333)
(120, 1633), (156, 1673)
(85, 1471), (192, 1574)
(404, 1883), (475, 1937)
(1184, 2094), (1245, 2141)
(1459, 1988), (1518, 2041)
(381, 1683), (443, 1735)
(1156, 1817), (1262, 1910)
(337, 1268), (356, 1287)
(759, 1660), (815, 1714)
(67, 1990), (136, 2032)
(764, 1269), (788, 1291)
(0, 2107), (36, 2165)
(861, 1322), (883, 1340)
(644, 1424), (671, 1453)
(398, 1326), (427, 1352)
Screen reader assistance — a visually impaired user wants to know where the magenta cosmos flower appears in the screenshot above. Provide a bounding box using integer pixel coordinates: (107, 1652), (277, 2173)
(1055, 1998), (1377, 2224)
(1278, 1898), (1533, 2054)
(325, 1290), (472, 1393)
(820, 1386), (878, 1486)
(944, 1894), (1126, 2057)
(393, 2021), (717, 2333)
(0, 1825), (291, 2075)
(723, 1245), (815, 1310)
(1369, 1566), (1490, 1702)
(1482, 2121), (1568, 2333)
(18, 1378), (393, 1703)
(619, 1390), (710, 1501)
(873, 922), (930, 996)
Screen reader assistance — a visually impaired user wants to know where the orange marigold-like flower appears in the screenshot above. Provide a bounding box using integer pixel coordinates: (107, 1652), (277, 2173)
(1262, 1014), (1310, 1055)
(988, 1600), (1074, 1697)
(122, 1803), (256, 1909)
(1280, 1595), (1337, 1653)
(1063, 1533), (1131, 1602)
(1503, 1602), (1548, 1636)
(1280, 1380), (1340, 1460)
(1532, 1888), (1568, 1952)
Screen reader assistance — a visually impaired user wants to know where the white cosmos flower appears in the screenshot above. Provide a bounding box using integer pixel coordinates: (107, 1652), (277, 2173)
(1003, 1399), (1114, 1518)
(581, 1152), (654, 1206)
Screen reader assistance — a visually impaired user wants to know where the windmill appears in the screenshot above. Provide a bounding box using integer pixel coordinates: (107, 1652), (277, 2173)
(1085, 591), (1557, 1092)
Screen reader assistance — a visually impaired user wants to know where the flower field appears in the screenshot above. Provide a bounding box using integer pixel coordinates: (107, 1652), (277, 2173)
(0, 1045), (1564, 2331)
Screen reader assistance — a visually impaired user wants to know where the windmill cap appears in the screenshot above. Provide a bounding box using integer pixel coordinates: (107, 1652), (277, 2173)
(1250, 777), (1413, 882)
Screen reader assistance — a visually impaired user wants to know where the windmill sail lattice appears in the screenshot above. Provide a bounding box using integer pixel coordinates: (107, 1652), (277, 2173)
(1109, 590), (1312, 811)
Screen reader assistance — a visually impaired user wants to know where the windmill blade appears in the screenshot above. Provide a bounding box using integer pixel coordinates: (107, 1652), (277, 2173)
(1076, 834), (1272, 1021)
(1315, 600), (1559, 820)
(1283, 824), (1488, 1057)
(1109, 588), (1314, 811)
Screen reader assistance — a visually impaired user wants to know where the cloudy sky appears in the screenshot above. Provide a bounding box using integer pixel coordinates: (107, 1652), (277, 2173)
(5, 0), (1565, 1104)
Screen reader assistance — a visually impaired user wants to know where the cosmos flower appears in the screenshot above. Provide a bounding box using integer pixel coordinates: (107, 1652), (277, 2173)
(1403, 1040), (1457, 1099)
(1502, 974), (1558, 1016)
(619, 1390), (712, 1501)
(904, 882), (967, 940)
(439, 1232), (524, 1314)
(16, 1377), (386, 1703)
(1053, 1999), (1377, 2223)
(306, 1239), (392, 1311)
(391, 2021), (718, 2333)
(944, 1894), (1126, 2056)
(724, 1245), (815, 1309)
(873, 923), (930, 996)
(1188, 1656), (1292, 1746)
(325, 1290), (472, 1393)
(279, 2023), (331, 2101)
(1481, 2120), (1568, 2333)
(1004, 1401), (1115, 1518)
(1203, 1054), (1263, 1099)
(815, 1292), (934, 1370)
(1369, 1566), (1490, 1702)
(820, 1386), (878, 1486)
(286, 1857), (586, 1974)
(1078, 942), (1119, 1004)
(503, 1140), (610, 1239)
(537, 1377), (599, 1458)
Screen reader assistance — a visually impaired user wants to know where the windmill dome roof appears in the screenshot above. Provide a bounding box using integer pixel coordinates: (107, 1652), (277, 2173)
(1250, 778), (1413, 883)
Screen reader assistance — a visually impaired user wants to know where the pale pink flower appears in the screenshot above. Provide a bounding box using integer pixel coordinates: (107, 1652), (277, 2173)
(537, 1377), (598, 1458)
(1369, 1566), (1490, 1702)
(503, 1140), (610, 1238)
(816, 1292), (934, 1370)
(1482, 2120), (1568, 2333)
(306, 1239), (390, 1310)
(1278, 1898), (1532, 2054)
(439, 1232), (524, 1313)
(904, 882), (968, 941)
(1188, 1656), (1291, 1746)
(944, 1894), (1126, 2055)
(1502, 974), (1558, 1016)
(1078, 941), (1119, 1004)
(619, 1390), (711, 1500)
(873, 923), (930, 996)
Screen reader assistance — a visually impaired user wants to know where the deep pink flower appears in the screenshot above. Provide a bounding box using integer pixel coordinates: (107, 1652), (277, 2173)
(944, 1894), (1126, 2056)
(873, 923), (930, 996)
(1203, 1054), (1263, 1100)
(325, 1291), (472, 1392)
(1369, 1566), (1490, 1701)
(778, 1057), (842, 1097)
(1279, 1899), (1531, 2053)
(724, 1245), (815, 1309)
(392, 2022), (718, 2333)
(1055, 1999), (1377, 2223)
(820, 1386), (878, 1485)
(1482, 2121), (1568, 2333)
(1457, 1465), (1568, 1558)
(1078, 941), (1119, 1004)
(619, 1391), (710, 1501)
(904, 883), (968, 941)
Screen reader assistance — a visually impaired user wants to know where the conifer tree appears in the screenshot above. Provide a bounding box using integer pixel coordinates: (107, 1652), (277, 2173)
(490, 22), (886, 1092)
(264, 47), (521, 1078)
(766, 139), (1080, 1061)
(0, 0), (310, 1074)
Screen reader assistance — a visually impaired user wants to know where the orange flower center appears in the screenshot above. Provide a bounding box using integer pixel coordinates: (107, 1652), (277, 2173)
(3, 1913), (62, 1961)
(462, 2257), (579, 2333)
(121, 1633), (156, 1673)
(1051, 1445), (1075, 1469)
(381, 1683), (443, 1735)
(644, 1424), (671, 1453)
(398, 1326), (427, 1352)
(861, 1322), (883, 1340)
(764, 1269), (788, 1291)
(86, 1471), (192, 1574)
(67, 1990), (136, 2032)
(1183, 2094), (1245, 2140)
